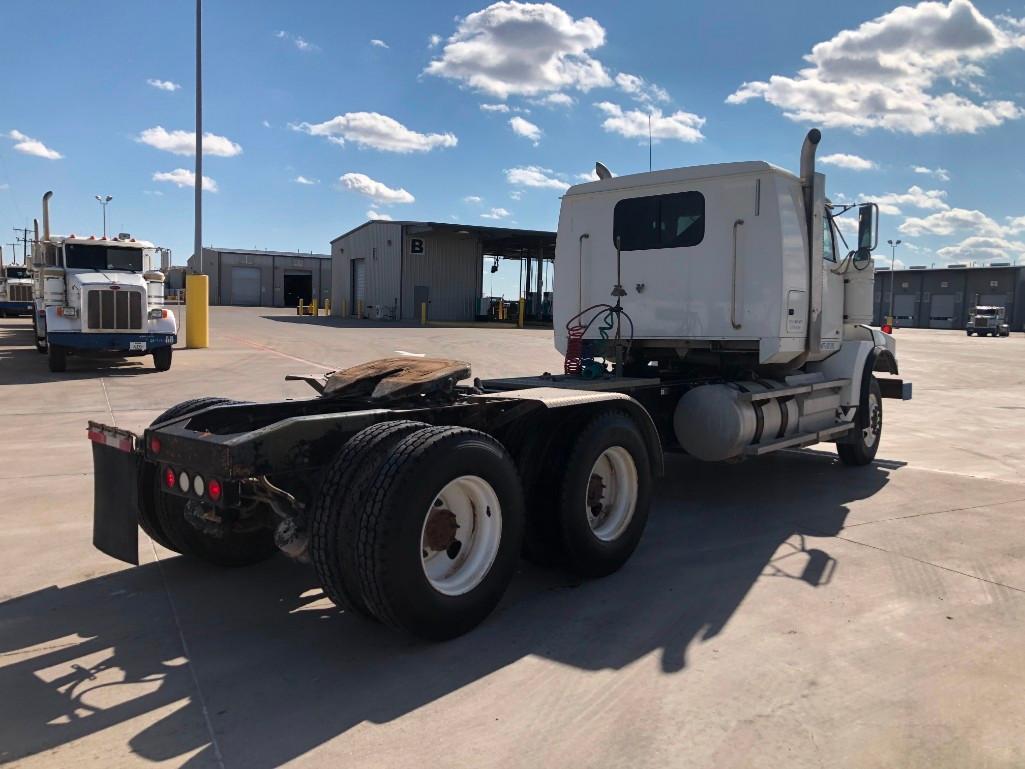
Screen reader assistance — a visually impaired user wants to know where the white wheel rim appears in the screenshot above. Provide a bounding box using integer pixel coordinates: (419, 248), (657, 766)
(863, 392), (881, 448)
(420, 475), (502, 596)
(585, 446), (638, 541)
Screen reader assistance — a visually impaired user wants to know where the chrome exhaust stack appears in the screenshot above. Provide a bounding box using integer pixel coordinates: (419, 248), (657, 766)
(42, 191), (53, 241)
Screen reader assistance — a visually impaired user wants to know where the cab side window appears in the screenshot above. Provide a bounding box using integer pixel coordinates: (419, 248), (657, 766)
(822, 216), (837, 263)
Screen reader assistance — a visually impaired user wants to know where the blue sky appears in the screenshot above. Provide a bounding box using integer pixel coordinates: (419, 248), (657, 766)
(2, 0), (1024, 298)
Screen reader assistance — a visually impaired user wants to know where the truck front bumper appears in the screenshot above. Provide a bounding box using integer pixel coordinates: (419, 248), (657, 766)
(0, 301), (33, 314)
(48, 332), (177, 355)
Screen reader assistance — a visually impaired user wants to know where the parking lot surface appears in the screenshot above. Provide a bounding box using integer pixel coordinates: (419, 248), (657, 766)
(2, 308), (1024, 768)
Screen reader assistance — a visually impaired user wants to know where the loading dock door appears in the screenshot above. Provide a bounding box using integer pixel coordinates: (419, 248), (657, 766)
(929, 294), (955, 328)
(231, 266), (261, 306)
(351, 259), (366, 316)
(979, 293), (1007, 309)
(283, 271), (312, 308)
(894, 294), (916, 325)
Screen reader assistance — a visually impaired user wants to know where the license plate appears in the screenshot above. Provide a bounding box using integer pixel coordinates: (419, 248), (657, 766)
(129, 341), (146, 351)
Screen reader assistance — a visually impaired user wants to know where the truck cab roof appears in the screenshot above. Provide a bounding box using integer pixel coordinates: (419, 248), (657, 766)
(565, 161), (797, 197)
(54, 235), (156, 249)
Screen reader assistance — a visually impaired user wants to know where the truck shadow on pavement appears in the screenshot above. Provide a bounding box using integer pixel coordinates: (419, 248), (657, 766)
(0, 451), (892, 768)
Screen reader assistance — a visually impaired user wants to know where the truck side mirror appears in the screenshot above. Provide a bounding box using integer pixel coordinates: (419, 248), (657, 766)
(856, 203), (878, 262)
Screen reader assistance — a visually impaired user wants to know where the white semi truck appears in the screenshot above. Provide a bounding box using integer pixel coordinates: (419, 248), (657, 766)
(0, 248), (34, 317)
(88, 129), (911, 640)
(31, 191), (178, 372)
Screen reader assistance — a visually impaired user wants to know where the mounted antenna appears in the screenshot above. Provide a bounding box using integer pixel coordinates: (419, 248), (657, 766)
(595, 162), (613, 180)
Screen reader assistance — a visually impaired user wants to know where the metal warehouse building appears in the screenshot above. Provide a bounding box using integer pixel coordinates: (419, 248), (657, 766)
(330, 221), (555, 321)
(873, 264), (1025, 330)
(186, 247), (332, 307)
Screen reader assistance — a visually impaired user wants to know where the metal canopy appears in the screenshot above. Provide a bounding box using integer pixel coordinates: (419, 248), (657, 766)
(403, 222), (556, 260)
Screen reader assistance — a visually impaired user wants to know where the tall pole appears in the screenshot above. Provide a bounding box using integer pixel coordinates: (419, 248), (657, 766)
(194, 0), (203, 274)
(887, 239), (901, 322)
(648, 113), (652, 172)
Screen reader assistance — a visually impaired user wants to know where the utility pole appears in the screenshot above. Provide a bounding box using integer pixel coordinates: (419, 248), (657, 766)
(648, 112), (652, 172)
(13, 227), (33, 262)
(195, 0), (203, 273)
(886, 238), (901, 324)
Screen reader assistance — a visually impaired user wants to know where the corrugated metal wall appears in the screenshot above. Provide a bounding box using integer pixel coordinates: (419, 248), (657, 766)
(331, 224), (483, 321)
(188, 249), (331, 307)
(331, 222), (403, 317)
(401, 230), (482, 321)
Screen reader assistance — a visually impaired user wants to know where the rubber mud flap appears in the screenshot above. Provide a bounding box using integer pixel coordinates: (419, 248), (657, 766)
(92, 442), (142, 565)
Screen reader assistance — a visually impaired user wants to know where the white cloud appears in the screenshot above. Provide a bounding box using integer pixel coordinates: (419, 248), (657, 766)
(900, 207), (1002, 236)
(367, 209), (394, 221)
(614, 73), (669, 104)
(262, 119), (271, 128)
(293, 112), (457, 153)
(142, 189), (164, 196)
(480, 103), (511, 113)
(340, 172), (414, 204)
(509, 116), (542, 144)
(153, 168), (217, 192)
(509, 190), (522, 200)
(370, 39), (389, 48)
(137, 126), (242, 157)
(293, 175), (318, 185)
(463, 195), (483, 204)
(833, 215), (860, 234)
(7, 129), (63, 159)
(480, 207), (511, 220)
(276, 30), (319, 52)
(576, 168), (604, 182)
(936, 234), (1025, 261)
(913, 165), (951, 181)
(727, 0), (1025, 135)
(820, 152), (876, 170)
(505, 165), (570, 190)
(147, 78), (181, 92)
(595, 102), (705, 142)
(428, 33), (442, 48)
(425, 2), (612, 98)
(531, 92), (575, 108)
(863, 185), (949, 215)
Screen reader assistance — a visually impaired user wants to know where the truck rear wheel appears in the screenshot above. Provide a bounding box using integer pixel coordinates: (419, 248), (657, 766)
(47, 344), (67, 372)
(310, 420), (429, 618)
(837, 377), (882, 467)
(153, 346), (173, 371)
(145, 397), (275, 566)
(355, 426), (525, 640)
(554, 411), (652, 577)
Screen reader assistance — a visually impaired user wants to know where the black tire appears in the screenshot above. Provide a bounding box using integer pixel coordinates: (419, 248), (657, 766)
(356, 426), (525, 640)
(966, 330), (972, 336)
(554, 411), (652, 578)
(145, 397), (275, 566)
(153, 346), (173, 371)
(310, 420), (429, 618)
(48, 344), (67, 372)
(838, 377), (882, 467)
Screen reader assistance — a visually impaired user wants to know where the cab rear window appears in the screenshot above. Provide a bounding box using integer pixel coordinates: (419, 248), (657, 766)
(613, 191), (705, 251)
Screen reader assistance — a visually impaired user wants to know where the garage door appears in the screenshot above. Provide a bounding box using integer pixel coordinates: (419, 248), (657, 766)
(929, 294), (955, 328)
(894, 294), (916, 325)
(979, 293), (1007, 309)
(351, 259), (366, 314)
(231, 266), (261, 306)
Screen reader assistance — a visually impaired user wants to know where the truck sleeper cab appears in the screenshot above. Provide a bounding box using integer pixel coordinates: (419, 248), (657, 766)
(88, 129), (912, 641)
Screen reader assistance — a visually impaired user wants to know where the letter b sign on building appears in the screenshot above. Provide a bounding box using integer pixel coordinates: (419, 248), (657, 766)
(410, 238), (424, 255)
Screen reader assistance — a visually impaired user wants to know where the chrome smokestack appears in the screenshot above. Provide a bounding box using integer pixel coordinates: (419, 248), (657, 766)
(800, 129), (821, 257)
(42, 191), (53, 241)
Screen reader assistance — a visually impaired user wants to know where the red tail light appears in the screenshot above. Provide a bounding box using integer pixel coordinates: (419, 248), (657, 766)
(207, 479), (222, 501)
(149, 436), (161, 454)
(881, 323), (893, 334)
(164, 467), (176, 489)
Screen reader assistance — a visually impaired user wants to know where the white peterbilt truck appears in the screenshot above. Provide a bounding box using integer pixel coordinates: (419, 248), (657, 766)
(0, 248), (34, 317)
(88, 129), (910, 640)
(31, 191), (178, 372)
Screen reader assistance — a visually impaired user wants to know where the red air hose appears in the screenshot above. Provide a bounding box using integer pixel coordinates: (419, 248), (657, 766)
(564, 325), (585, 375)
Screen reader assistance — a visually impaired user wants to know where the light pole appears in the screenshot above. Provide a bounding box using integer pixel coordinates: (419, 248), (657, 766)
(887, 238), (901, 323)
(94, 195), (113, 238)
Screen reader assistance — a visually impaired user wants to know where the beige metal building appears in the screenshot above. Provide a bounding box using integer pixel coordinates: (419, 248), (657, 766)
(329, 221), (555, 321)
(186, 247), (332, 307)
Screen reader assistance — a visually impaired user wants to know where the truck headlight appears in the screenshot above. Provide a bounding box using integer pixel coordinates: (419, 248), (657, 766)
(148, 308), (168, 320)
(57, 306), (77, 318)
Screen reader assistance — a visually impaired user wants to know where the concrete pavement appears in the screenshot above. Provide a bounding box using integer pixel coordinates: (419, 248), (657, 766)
(1, 308), (1023, 768)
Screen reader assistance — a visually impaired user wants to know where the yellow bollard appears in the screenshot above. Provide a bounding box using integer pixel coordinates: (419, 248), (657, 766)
(185, 274), (209, 348)
(517, 298), (525, 329)
(311, 298), (318, 316)
(324, 297), (331, 315)
(357, 300), (364, 319)
(341, 299), (347, 318)
(420, 302), (427, 326)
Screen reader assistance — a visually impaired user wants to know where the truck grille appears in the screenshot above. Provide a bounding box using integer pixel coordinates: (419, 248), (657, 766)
(975, 318), (990, 328)
(86, 289), (143, 330)
(8, 284), (32, 302)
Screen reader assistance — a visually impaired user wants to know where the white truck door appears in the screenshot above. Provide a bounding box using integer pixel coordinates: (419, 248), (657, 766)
(820, 215), (843, 348)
